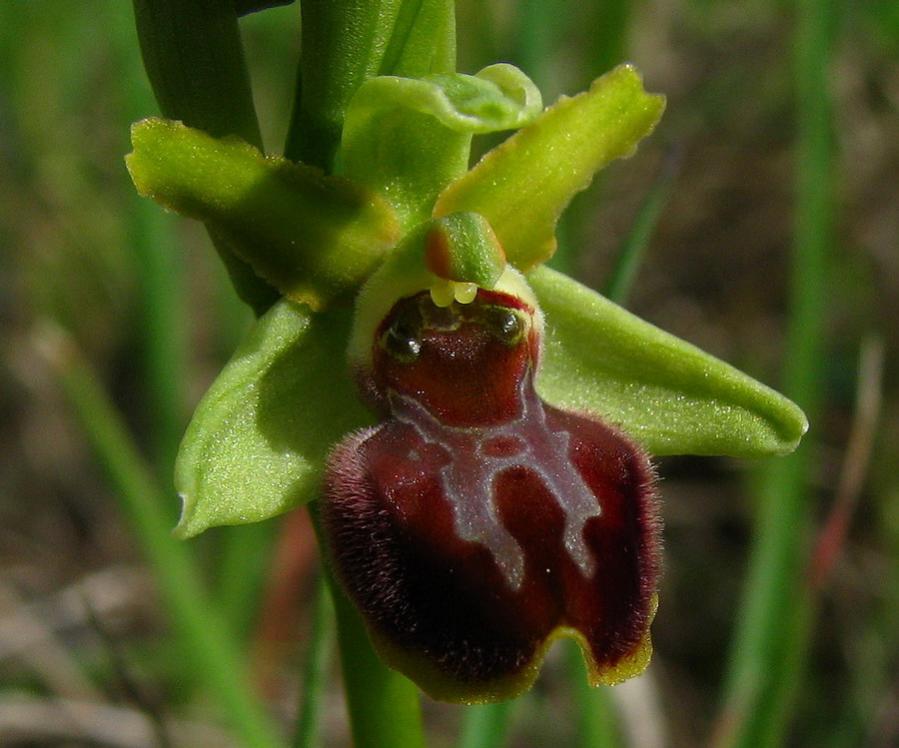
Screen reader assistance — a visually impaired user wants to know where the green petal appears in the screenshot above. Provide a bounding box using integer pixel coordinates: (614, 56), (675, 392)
(174, 300), (373, 538)
(127, 118), (401, 310)
(529, 267), (808, 457)
(338, 65), (542, 227)
(435, 64), (665, 270)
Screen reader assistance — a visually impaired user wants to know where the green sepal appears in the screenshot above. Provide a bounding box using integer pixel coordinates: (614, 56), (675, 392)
(127, 118), (401, 310)
(529, 266), (808, 457)
(338, 65), (542, 227)
(174, 300), (373, 538)
(436, 64), (665, 270)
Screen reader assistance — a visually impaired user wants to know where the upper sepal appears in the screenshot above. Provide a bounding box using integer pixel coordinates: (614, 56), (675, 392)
(529, 266), (808, 457)
(174, 300), (373, 538)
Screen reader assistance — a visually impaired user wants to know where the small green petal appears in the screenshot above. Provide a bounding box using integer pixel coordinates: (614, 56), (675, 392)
(127, 118), (401, 310)
(529, 267), (808, 457)
(338, 65), (542, 227)
(435, 64), (665, 270)
(174, 301), (373, 538)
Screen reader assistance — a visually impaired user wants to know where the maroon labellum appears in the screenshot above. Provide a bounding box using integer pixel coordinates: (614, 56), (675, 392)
(324, 288), (660, 702)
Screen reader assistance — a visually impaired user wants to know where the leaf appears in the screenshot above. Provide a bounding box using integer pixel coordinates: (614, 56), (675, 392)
(529, 266), (808, 457)
(127, 118), (401, 310)
(435, 64), (665, 270)
(338, 65), (542, 227)
(174, 301), (373, 537)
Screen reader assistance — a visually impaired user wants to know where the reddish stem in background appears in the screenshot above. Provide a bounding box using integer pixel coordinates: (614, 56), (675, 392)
(808, 337), (883, 589)
(251, 508), (318, 696)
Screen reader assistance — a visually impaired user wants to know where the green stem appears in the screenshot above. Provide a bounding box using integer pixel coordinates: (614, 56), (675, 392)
(110, 5), (197, 485)
(286, 0), (456, 168)
(307, 505), (425, 748)
(293, 575), (334, 748)
(131, 0), (261, 144)
(287, 0), (403, 167)
(116, 5), (186, 477)
(41, 328), (282, 748)
(566, 642), (619, 748)
(331, 580), (426, 748)
(130, 201), (185, 476)
(510, 0), (559, 93)
(457, 701), (517, 748)
(216, 522), (278, 642)
(716, 0), (833, 745)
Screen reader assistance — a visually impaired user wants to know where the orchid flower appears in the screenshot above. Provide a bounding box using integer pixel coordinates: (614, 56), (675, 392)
(126, 57), (806, 703)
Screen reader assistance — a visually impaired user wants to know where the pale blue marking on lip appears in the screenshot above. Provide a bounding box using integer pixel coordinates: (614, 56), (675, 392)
(388, 371), (600, 592)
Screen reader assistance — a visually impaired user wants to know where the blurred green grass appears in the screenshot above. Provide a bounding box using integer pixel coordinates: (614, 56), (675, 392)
(1, 1), (897, 746)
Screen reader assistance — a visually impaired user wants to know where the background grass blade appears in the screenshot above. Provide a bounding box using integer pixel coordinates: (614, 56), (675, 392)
(603, 147), (679, 305)
(715, 0), (834, 744)
(457, 701), (518, 748)
(39, 326), (283, 748)
(293, 574), (334, 748)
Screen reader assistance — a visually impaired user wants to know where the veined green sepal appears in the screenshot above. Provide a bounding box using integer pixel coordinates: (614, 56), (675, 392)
(435, 64), (665, 270)
(338, 65), (542, 227)
(127, 118), (401, 310)
(174, 301), (373, 538)
(529, 266), (808, 457)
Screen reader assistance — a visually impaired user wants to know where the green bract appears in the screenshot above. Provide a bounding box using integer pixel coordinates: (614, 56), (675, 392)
(127, 63), (807, 537)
